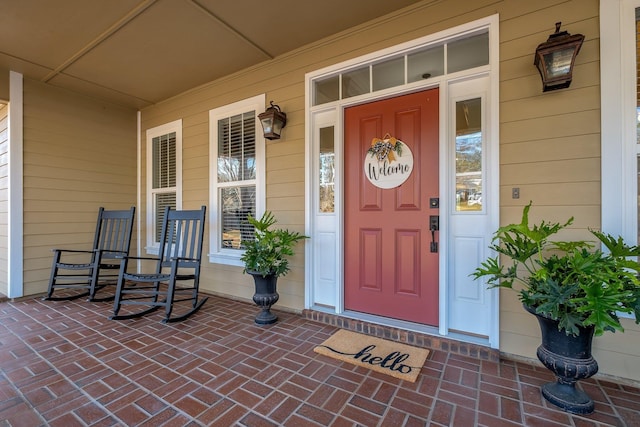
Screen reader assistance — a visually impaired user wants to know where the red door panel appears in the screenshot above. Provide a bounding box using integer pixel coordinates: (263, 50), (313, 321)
(344, 89), (439, 325)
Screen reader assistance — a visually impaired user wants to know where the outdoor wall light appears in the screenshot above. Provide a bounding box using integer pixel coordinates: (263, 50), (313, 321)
(258, 101), (287, 140)
(534, 22), (584, 92)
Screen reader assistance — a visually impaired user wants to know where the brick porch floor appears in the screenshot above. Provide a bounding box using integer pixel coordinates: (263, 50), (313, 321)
(1, 294), (639, 426)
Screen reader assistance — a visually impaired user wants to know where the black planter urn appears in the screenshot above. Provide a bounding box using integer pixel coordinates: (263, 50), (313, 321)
(525, 305), (599, 415)
(249, 271), (279, 325)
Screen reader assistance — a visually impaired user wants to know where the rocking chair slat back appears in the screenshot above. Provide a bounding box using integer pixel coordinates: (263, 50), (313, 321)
(98, 210), (136, 256)
(44, 206), (136, 302)
(111, 205), (208, 323)
(159, 207), (206, 268)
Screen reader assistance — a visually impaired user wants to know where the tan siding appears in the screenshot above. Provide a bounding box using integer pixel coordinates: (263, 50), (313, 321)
(496, 0), (613, 376)
(0, 105), (7, 296)
(502, 86), (600, 123)
(500, 182), (600, 207)
(502, 109), (601, 144)
(501, 134), (600, 163)
(22, 79), (137, 296)
(502, 158), (599, 185)
(139, 0), (640, 381)
(268, 168), (305, 185)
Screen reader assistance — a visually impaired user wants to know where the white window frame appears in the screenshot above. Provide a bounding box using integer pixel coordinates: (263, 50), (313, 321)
(146, 119), (182, 254)
(600, 0), (639, 320)
(208, 94), (266, 266)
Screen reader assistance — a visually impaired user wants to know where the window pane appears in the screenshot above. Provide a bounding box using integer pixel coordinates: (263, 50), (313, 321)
(408, 45), (444, 83)
(455, 98), (483, 212)
(319, 126), (335, 213)
(220, 186), (256, 249)
(314, 75), (339, 105)
(372, 57), (404, 92)
(152, 132), (176, 189)
(155, 192), (176, 242)
(342, 67), (369, 99)
(218, 112), (256, 183)
(448, 32), (489, 73)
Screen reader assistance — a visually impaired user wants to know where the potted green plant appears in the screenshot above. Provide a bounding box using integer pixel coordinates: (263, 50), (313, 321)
(472, 202), (640, 414)
(240, 211), (308, 325)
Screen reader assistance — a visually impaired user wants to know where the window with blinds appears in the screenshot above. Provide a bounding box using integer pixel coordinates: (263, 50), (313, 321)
(209, 95), (265, 265)
(217, 112), (256, 250)
(153, 132), (176, 188)
(147, 120), (182, 251)
(152, 132), (178, 242)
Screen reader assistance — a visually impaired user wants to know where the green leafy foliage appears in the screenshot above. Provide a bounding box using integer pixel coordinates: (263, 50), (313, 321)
(471, 202), (640, 337)
(240, 211), (308, 278)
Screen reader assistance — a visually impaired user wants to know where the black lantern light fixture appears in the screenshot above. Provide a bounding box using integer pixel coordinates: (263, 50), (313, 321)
(534, 22), (584, 92)
(258, 101), (287, 140)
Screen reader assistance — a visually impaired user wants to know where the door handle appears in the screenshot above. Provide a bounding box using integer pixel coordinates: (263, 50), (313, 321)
(429, 215), (439, 253)
(429, 215), (439, 231)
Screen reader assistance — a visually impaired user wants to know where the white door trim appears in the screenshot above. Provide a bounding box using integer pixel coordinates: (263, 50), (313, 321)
(305, 14), (500, 348)
(600, 0), (640, 243)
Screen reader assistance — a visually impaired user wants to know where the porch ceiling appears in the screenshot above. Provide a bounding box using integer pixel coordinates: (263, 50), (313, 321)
(1, 0), (424, 109)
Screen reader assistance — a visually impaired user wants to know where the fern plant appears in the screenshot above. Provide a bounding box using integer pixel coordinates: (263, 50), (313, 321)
(471, 202), (640, 336)
(240, 211), (308, 278)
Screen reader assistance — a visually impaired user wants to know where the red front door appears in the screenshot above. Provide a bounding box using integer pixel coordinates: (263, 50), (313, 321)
(344, 89), (439, 325)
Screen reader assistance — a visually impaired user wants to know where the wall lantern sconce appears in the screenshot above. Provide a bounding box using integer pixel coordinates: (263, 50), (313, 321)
(534, 22), (584, 92)
(258, 101), (287, 140)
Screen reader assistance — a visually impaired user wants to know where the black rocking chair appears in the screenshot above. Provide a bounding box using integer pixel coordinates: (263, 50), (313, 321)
(44, 207), (136, 302)
(110, 206), (208, 323)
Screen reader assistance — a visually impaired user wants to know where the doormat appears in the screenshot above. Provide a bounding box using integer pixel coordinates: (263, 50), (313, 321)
(314, 330), (430, 383)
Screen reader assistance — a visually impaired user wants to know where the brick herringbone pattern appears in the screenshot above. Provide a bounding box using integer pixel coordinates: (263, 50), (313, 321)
(0, 295), (639, 426)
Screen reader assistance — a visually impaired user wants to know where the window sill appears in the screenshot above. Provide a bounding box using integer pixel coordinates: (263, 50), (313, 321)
(208, 252), (244, 267)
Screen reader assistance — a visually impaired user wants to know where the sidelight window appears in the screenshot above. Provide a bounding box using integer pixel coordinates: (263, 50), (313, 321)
(455, 98), (483, 212)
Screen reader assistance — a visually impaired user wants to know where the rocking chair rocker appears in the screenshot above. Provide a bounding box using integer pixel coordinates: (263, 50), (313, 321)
(110, 206), (208, 323)
(44, 207), (136, 302)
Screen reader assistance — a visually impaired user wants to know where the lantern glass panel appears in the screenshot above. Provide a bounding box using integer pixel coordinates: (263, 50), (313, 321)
(272, 119), (284, 135)
(543, 47), (574, 78)
(260, 117), (273, 135)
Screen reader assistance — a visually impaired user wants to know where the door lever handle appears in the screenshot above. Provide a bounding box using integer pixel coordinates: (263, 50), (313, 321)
(429, 215), (439, 231)
(429, 215), (439, 253)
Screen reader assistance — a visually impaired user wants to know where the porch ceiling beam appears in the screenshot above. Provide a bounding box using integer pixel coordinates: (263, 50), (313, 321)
(41, 0), (158, 83)
(187, 0), (274, 60)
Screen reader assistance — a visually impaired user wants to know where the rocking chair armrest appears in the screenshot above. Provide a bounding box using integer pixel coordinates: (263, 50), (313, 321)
(95, 249), (128, 258)
(169, 256), (201, 269)
(120, 255), (160, 262)
(170, 256), (201, 265)
(51, 248), (95, 254)
(171, 256), (199, 262)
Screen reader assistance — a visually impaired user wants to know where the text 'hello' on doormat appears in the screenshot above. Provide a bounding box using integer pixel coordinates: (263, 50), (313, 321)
(314, 329), (430, 383)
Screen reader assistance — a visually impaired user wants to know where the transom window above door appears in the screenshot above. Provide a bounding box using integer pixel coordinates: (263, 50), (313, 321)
(312, 31), (488, 106)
